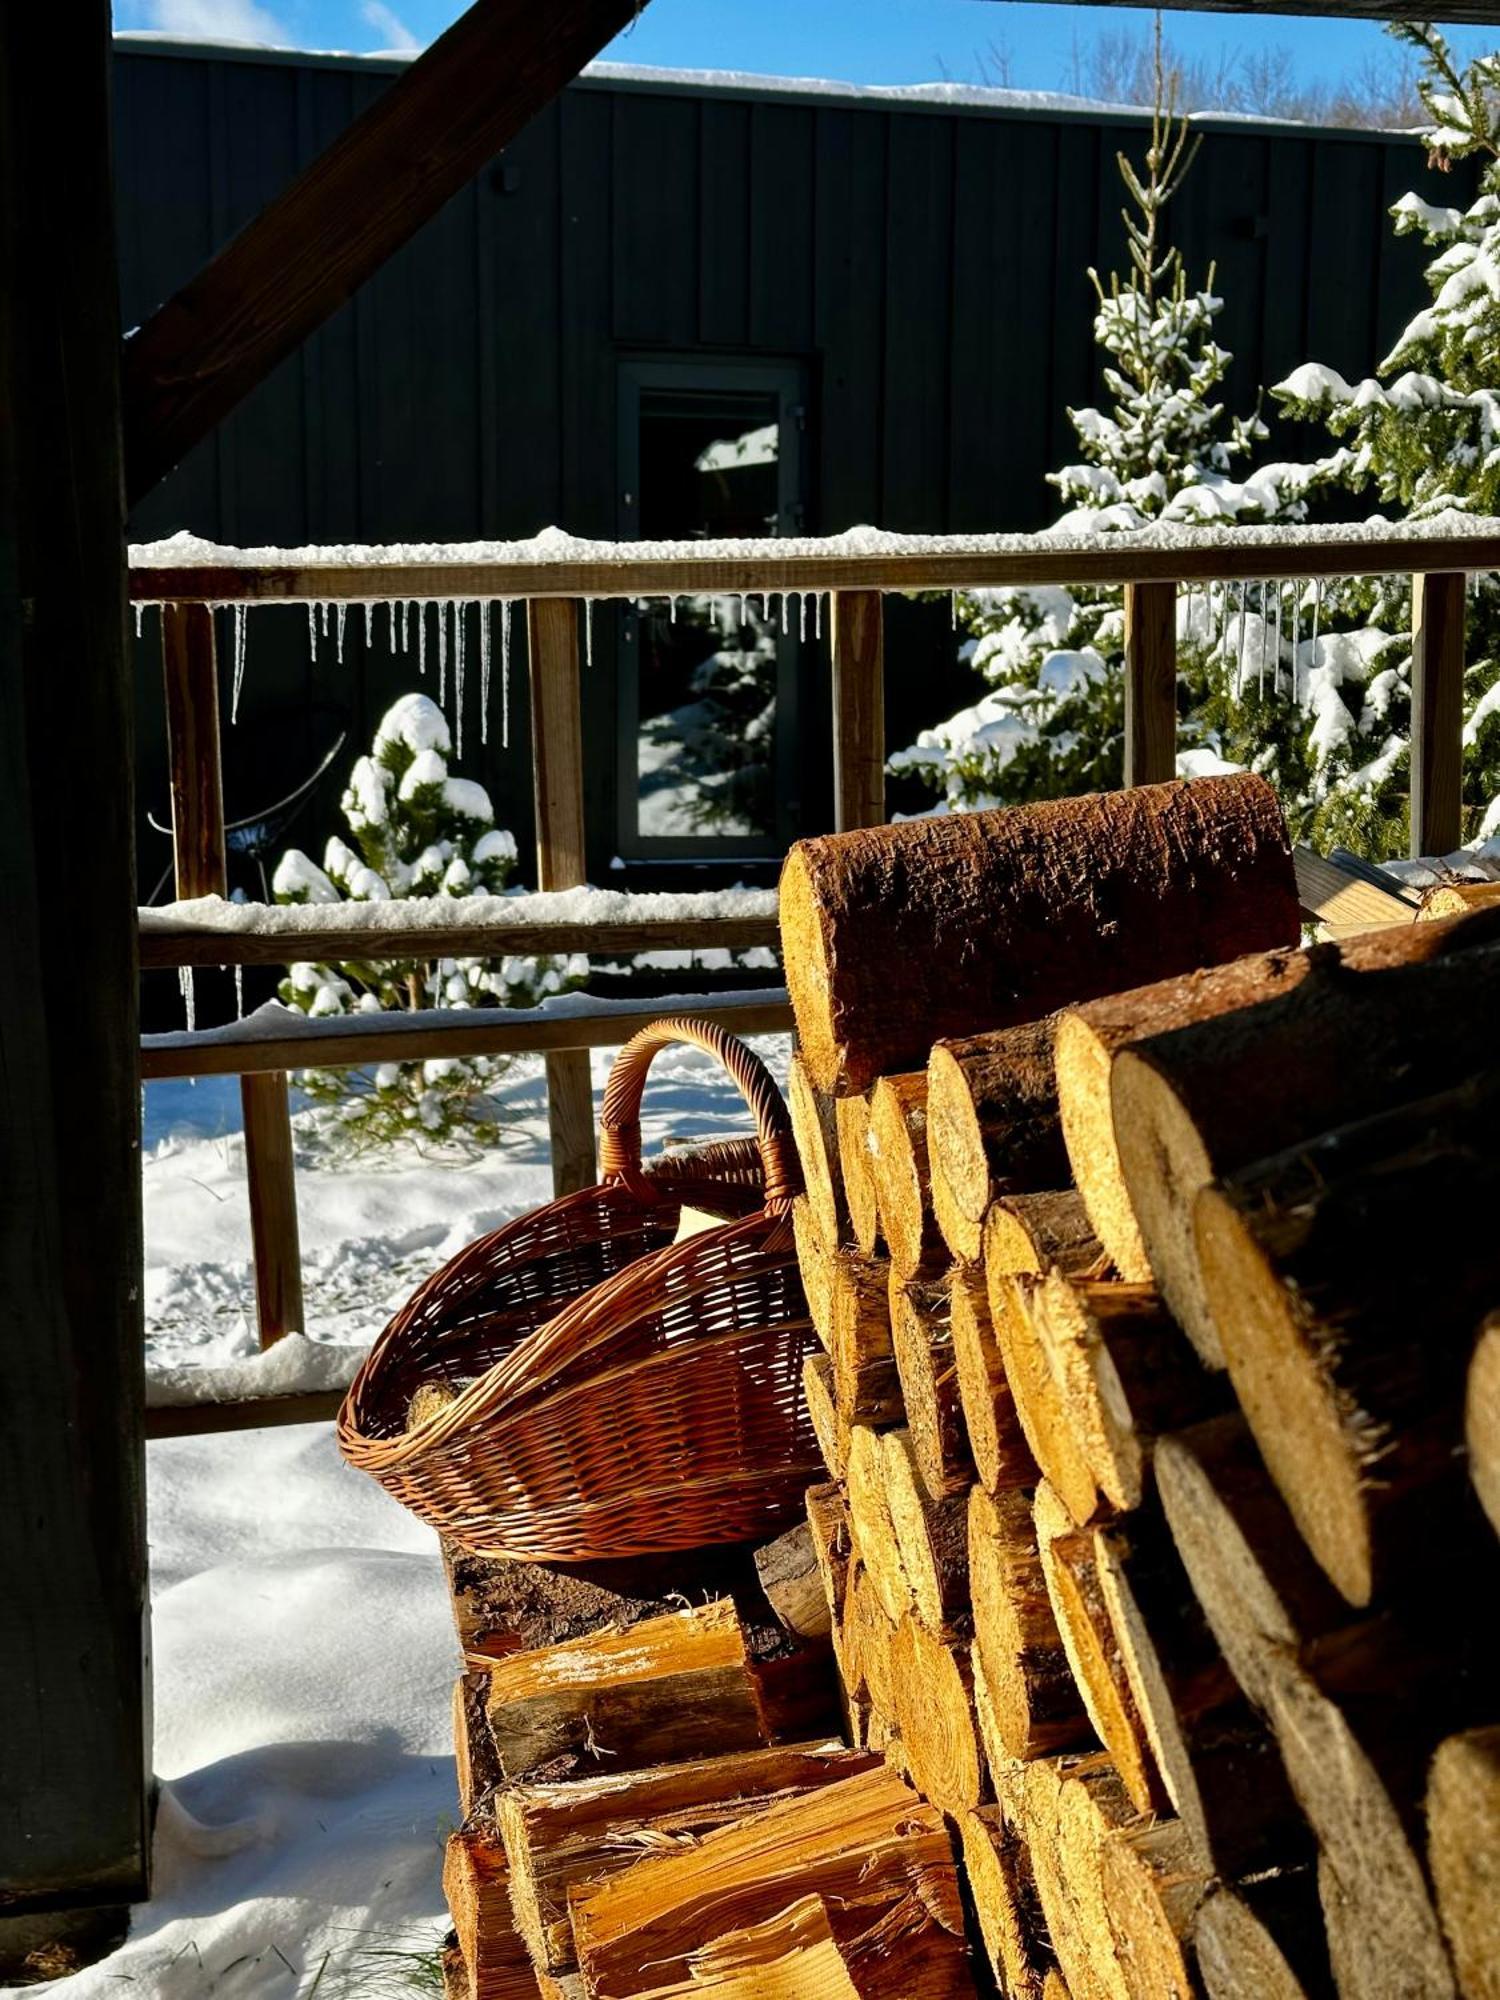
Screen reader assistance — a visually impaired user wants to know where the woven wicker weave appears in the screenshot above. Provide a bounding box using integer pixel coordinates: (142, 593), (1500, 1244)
(338, 1019), (821, 1560)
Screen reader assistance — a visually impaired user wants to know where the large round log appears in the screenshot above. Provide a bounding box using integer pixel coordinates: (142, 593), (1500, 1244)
(780, 774), (1301, 1096)
(1193, 1071), (1500, 1606)
(928, 1018), (1067, 1265)
(1110, 912), (1500, 1364)
(1426, 1725), (1500, 2000)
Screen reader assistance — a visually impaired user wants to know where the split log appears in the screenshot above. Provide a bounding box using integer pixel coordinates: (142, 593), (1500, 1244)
(889, 1274), (972, 1495)
(455, 1670), (504, 1818)
(1109, 915), (1500, 1365)
(927, 1019), (1068, 1266)
(1193, 1876), (1334, 2000)
(836, 1093), (883, 1255)
(804, 1353), (850, 1481)
(1100, 1815), (1212, 2000)
(888, 1615), (986, 1815)
(569, 1763), (968, 1997)
(880, 1429), (968, 1632)
(1034, 1482), (1165, 1815)
(442, 1818), (541, 2000)
(804, 1481), (855, 1630)
(950, 1266), (1038, 1491)
(1467, 1313), (1500, 1539)
(961, 1806), (1050, 2000)
(1030, 1273), (1222, 1518)
(497, 1741), (868, 1976)
(441, 1936), (468, 2000)
(969, 1483), (1091, 1761)
(1426, 1725), (1500, 2000)
(1193, 1071), (1500, 1606)
(780, 773), (1300, 1096)
(755, 1522), (832, 1641)
(788, 1053), (848, 1250)
(481, 1601), (770, 1781)
(846, 1424), (915, 1625)
(867, 1071), (945, 1280)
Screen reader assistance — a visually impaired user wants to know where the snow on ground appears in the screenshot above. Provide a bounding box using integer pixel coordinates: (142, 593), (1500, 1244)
(7, 1035), (788, 1998)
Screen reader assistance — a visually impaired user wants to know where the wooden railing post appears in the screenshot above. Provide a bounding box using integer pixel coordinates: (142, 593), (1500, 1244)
(1123, 581), (1177, 788)
(831, 591), (886, 830)
(528, 597), (597, 1196)
(1410, 571), (1466, 859)
(161, 603), (304, 1347)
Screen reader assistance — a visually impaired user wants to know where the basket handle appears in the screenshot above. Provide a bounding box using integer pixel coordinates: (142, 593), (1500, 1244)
(598, 1016), (802, 1214)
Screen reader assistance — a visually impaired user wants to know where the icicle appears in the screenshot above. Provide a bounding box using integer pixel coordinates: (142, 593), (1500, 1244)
(441, 601), (452, 703)
(308, 601), (319, 660)
(736, 593), (745, 631)
(480, 602), (492, 747)
(585, 599), (594, 667)
(778, 592), (786, 634)
(362, 601), (372, 647)
(501, 600), (513, 750)
(319, 601), (329, 640)
(950, 590), (957, 630)
(233, 964), (244, 1022)
(178, 965), (196, 1034)
(799, 591), (807, 642)
(134, 603), (145, 639)
(815, 592), (823, 641)
(1258, 581), (1269, 696)
(669, 595), (679, 624)
(1234, 584), (1249, 699)
(1309, 580), (1323, 696)
(230, 603), (248, 724)
(336, 602), (347, 666)
(1290, 587), (1301, 704)
(455, 602), (467, 756)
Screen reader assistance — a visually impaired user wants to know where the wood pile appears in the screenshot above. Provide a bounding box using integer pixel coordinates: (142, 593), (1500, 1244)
(778, 776), (1500, 2000)
(436, 775), (1500, 1998)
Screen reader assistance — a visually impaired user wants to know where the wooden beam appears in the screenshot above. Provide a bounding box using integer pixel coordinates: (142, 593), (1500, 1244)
(145, 1390), (346, 1439)
(142, 992), (795, 1080)
(528, 598), (596, 1196)
(1410, 571), (1467, 859)
(241, 1075), (306, 1348)
(831, 591), (886, 831)
(139, 910), (781, 969)
(1122, 581), (1176, 787)
(1292, 846), (1418, 938)
(161, 604), (227, 899)
(121, 0), (643, 503)
(127, 523), (1500, 605)
(0, 0), (149, 1930)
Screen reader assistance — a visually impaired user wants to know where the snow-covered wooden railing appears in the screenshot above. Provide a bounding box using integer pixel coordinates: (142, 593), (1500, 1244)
(130, 517), (1493, 1426)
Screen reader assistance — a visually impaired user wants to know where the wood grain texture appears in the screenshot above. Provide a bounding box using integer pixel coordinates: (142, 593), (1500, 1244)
(241, 1072), (306, 1347)
(1410, 570), (1466, 859)
(1122, 581), (1177, 788)
(830, 589), (886, 831)
(121, 0), (641, 500)
(160, 604), (227, 899)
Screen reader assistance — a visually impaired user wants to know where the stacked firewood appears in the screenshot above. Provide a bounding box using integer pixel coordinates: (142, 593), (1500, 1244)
(780, 774), (1500, 2000)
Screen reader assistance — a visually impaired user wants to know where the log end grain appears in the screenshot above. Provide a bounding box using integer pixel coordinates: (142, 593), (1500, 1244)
(1055, 1009), (1153, 1282)
(1466, 1315), (1500, 1540)
(1427, 1725), (1500, 2000)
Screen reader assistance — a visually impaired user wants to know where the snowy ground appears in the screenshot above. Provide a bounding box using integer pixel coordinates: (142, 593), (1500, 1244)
(16, 1036), (788, 1999)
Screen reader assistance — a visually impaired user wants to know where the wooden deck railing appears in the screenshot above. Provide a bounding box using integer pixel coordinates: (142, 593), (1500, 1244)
(131, 518), (1497, 1429)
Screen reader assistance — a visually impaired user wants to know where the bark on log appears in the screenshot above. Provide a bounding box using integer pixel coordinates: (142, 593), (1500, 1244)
(888, 1615), (986, 1815)
(969, 1483), (1092, 1761)
(569, 1763), (968, 1997)
(804, 1354), (850, 1482)
(832, 1258), (901, 1424)
(951, 1266), (1038, 1491)
(1193, 1876), (1335, 2000)
(985, 1190), (1103, 1282)
(454, 1670), (504, 1819)
(880, 1429), (969, 1632)
(780, 774), (1300, 1096)
(497, 1741), (867, 1976)
(1110, 915), (1500, 1365)
(1034, 1483), (1166, 1815)
(1468, 1313), (1500, 1539)
(481, 1601), (770, 1781)
(788, 1054), (848, 1250)
(442, 1818), (540, 2000)
(928, 1019), (1067, 1265)
(1426, 1725), (1500, 2000)
(755, 1522), (833, 1641)
(867, 1071), (946, 1280)
(846, 1424), (916, 1626)
(836, 1093), (883, 1255)
(1193, 1071), (1500, 1605)
(960, 1806), (1050, 2000)
(1030, 1274), (1222, 1517)
(888, 1274), (972, 1496)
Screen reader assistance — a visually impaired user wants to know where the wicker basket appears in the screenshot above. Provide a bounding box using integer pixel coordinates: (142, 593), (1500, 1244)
(338, 1018), (822, 1561)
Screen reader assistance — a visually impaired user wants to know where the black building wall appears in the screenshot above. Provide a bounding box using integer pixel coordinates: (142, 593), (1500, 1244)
(116, 40), (1464, 904)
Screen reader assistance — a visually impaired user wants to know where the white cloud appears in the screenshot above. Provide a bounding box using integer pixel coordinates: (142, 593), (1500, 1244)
(360, 0), (420, 52)
(143, 0), (290, 44)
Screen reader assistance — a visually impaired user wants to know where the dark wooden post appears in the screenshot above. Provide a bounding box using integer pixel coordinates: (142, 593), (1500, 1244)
(161, 604), (303, 1348)
(0, 0), (149, 1963)
(1410, 571), (1466, 859)
(831, 591), (886, 830)
(1123, 581), (1177, 788)
(528, 598), (597, 1196)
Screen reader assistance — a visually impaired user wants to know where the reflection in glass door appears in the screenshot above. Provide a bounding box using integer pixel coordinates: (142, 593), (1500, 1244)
(617, 363), (805, 859)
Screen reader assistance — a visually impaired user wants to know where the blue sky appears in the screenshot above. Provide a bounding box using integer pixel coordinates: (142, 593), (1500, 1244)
(113, 0), (1497, 99)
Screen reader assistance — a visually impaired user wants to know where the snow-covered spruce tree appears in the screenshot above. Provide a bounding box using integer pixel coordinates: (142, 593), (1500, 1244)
(273, 692), (583, 1151)
(1270, 21), (1500, 854)
(891, 19), (1309, 813)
